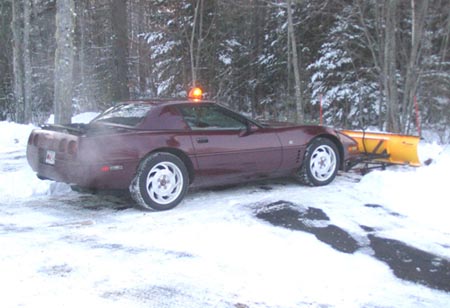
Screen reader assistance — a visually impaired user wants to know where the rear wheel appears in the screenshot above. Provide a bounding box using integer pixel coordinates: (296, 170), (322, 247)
(130, 152), (189, 211)
(296, 138), (340, 186)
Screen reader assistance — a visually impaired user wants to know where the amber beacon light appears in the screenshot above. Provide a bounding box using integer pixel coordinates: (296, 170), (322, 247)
(188, 87), (203, 101)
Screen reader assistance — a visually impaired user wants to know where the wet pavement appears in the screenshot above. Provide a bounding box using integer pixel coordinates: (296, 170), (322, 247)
(255, 200), (450, 292)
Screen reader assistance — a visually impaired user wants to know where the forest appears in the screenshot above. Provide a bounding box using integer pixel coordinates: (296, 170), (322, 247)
(0, 0), (449, 137)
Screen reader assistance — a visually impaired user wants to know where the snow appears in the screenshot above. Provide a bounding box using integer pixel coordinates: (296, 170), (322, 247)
(46, 112), (99, 124)
(0, 117), (449, 307)
(219, 54), (232, 65)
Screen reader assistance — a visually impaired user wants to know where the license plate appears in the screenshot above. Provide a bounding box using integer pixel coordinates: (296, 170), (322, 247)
(45, 150), (56, 165)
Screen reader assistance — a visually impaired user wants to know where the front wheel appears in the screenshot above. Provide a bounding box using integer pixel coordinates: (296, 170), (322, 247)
(296, 138), (340, 186)
(130, 152), (189, 211)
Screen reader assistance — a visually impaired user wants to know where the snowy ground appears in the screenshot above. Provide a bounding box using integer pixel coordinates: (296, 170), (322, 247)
(0, 118), (449, 308)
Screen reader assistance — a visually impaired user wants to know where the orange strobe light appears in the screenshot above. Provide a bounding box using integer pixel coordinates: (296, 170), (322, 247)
(188, 87), (203, 101)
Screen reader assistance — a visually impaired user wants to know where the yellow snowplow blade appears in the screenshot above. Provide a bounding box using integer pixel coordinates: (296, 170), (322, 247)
(341, 130), (421, 167)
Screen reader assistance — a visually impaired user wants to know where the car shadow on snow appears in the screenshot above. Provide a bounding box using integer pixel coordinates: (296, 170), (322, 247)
(255, 201), (450, 293)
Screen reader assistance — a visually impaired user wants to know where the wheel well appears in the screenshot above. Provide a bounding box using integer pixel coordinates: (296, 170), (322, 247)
(315, 134), (345, 170)
(146, 148), (195, 184)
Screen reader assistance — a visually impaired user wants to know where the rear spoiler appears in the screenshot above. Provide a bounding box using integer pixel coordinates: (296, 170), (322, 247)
(40, 123), (89, 135)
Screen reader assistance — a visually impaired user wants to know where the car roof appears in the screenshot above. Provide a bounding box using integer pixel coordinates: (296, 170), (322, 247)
(119, 99), (216, 106)
(114, 99), (218, 131)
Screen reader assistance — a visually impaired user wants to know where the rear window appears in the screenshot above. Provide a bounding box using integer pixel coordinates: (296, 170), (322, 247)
(92, 103), (153, 126)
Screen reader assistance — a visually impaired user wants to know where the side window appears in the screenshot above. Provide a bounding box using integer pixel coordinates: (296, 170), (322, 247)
(179, 105), (246, 130)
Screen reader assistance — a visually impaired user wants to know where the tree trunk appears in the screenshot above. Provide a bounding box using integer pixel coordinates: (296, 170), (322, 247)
(356, 1), (384, 129)
(54, 0), (75, 124)
(195, 0), (204, 86)
(76, 0), (89, 110)
(401, 0), (429, 133)
(111, 0), (130, 101)
(383, 0), (400, 132)
(137, 0), (148, 95)
(12, 0), (32, 124)
(249, 0), (265, 118)
(287, 0), (304, 123)
(438, 7), (449, 72)
(189, 0), (201, 87)
(22, 0), (32, 123)
(12, 0), (24, 123)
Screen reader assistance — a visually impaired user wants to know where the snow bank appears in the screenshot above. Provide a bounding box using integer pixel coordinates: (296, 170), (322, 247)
(0, 121), (50, 199)
(357, 142), (450, 248)
(0, 121), (35, 152)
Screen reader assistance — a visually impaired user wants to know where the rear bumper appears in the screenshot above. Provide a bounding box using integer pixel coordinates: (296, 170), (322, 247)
(27, 146), (136, 189)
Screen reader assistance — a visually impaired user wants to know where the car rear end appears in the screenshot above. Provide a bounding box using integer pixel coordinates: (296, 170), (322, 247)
(27, 127), (88, 184)
(26, 125), (138, 189)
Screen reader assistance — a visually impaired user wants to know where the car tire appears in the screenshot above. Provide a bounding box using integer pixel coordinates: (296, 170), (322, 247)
(129, 152), (189, 211)
(296, 137), (340, 186)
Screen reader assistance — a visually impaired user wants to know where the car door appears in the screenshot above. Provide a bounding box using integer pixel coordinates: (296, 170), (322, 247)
(178, 104), (282, 186)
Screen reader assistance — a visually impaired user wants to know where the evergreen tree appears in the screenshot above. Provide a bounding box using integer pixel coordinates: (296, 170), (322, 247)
(0, 0), (447, 134)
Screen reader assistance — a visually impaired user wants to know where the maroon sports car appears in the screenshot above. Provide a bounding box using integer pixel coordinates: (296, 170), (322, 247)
(27, 97), (359, 210)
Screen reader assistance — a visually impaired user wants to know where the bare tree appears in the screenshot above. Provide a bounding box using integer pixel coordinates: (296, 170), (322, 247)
(128, 0), (151, 97)
(12, 0), (24, 123)
(23, 0), (32, 123)
(54, 0), (75, 124)
(401, 0), (429, 133)
(111, 0), (130, 101)
(287, 0), (304, 123)
(383, 0), (400, 132)
(188, 0), (214, 88)
(12, 0), (32, 124)
(189, 0), (201, 87)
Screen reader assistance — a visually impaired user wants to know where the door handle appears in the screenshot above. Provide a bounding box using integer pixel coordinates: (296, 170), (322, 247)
(196, 137), (209, 144)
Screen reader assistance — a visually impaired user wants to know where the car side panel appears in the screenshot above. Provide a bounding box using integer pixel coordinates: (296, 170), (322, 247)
(188, 128), (283, 186)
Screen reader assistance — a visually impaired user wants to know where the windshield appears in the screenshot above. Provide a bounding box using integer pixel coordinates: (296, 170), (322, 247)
(91, 103), (153, 126)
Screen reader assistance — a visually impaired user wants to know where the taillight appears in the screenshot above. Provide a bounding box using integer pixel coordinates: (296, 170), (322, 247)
(101, 166), (110, 172)
(33, 133), (39, 146)
(100, 165), (123, 172)
(68, 140), (77, 155)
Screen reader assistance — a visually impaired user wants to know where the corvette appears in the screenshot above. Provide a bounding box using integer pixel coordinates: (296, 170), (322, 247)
(27, 93), (359, 210)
